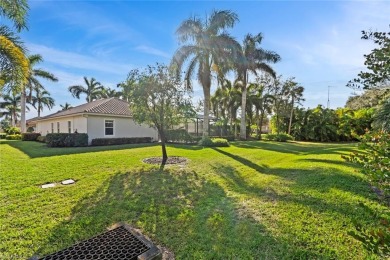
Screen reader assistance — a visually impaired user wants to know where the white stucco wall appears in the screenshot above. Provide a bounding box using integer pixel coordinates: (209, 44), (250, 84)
(87, 115), (158, 144)
(36, 115), (87, 135)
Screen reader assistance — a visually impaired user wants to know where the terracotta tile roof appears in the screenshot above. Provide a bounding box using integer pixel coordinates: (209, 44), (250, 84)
(37, 98), (132, 120)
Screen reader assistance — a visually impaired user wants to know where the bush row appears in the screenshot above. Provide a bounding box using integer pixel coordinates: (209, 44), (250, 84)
(46, 133), (88, 147)
(22, 133), (41, 141)
(91, 137), (152, 146)
(263, 133), (293, 142)
(198, 137), (230, 147)
(0, 133), (6, 139)
(5, 134), (22, 140)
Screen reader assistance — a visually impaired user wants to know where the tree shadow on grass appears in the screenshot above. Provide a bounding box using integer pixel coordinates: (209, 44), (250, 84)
(231, 141), (356, 156)
(209, 163), (383, 258)
(0, 140), (158, 159)
(33, 168), (323, 259)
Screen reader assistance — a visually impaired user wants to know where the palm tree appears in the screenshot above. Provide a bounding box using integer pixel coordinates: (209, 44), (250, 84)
(69, 77), (104, 103)
(0, 26), (29, 91)
(0, 0), (29, 32)
(172, 10), (240, 137)
(284, 78), (304, 135)
(31, 89), (55, 117)
(102, 87), (120, 98)
(0, 93), (24, 126)
(0, 1), (29, 91)
(60, 102), (73, 111)
(234, 33), (280, 139)
(19, 54), (58, 132)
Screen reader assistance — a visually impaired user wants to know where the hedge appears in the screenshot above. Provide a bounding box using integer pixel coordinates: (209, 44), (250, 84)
(165, 129), (193, 143)
(5, 134), (22, 140)
(0, 133), (6, 139)
(91, 137), (152, 146)
(198, 137), (230, 147)
(36, 136), (46, 143)
(263, 133), (293, 142)
(22, 133), (41, 141)
(46, 133), (88, 147)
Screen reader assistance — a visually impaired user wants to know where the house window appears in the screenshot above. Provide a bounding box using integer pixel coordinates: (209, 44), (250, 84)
(51, 123), (54, 133)
(105, 120), (114, 136)
(68, 121), (72, 133)
(57, 122), (60, 133)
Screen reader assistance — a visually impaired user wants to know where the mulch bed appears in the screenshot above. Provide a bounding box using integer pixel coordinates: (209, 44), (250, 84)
(142, 156), (187, 165)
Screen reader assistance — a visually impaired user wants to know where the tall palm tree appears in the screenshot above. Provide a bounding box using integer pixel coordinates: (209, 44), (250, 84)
(19, 54), (58, 132)
(69, 77), (104, 103)
(172, 10), (240, 137)
(234, 33), (280, 139)
(284, 78), (304, 135)
(31, 89), (55, 117)
(60, 102), (73, 111)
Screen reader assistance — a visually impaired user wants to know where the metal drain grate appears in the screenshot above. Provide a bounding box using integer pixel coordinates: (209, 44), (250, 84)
(35, 224), (161, 260)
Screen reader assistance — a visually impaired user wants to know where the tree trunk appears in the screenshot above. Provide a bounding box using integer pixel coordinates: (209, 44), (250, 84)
(159, 128), (168, 165)
(203, 87), (210, 137)
(240, 74), (247, 140)
(288, 96), (294, 135)
(255, 109), (260, 137)
(20, 87), (26, 133)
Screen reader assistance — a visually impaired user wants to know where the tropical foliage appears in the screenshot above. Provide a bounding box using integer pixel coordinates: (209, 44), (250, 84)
(68, 77), (104, 102)
(172, 10), (239, 137)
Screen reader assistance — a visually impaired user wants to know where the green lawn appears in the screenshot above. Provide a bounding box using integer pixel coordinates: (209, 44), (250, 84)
(1, 140), (388, 259)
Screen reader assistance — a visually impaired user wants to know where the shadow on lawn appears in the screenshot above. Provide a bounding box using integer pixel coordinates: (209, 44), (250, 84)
(0, 140), (158, 158)
(231, 141), (356, 156)
(34, 168), (323, 259)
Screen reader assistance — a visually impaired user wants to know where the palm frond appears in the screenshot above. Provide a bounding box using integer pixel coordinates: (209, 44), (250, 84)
(176, 17), (202, 43)
(207, 10), (239, 35)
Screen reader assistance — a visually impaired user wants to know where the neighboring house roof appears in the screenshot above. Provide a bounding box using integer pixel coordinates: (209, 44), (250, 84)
(33, 98), (132, 121)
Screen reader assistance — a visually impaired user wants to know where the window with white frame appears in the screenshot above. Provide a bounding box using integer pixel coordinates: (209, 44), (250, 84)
(51, 123), (54, 133)
(68, 121), (72, 133)
(105, 120), (114, 136)
(57, 122), (60, 133)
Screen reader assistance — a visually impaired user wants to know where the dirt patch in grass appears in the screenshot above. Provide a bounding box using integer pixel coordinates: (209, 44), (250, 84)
(142, 156), (187, 165)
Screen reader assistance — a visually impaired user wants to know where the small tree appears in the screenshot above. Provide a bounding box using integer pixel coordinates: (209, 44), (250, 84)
(127, 64), (192, 164)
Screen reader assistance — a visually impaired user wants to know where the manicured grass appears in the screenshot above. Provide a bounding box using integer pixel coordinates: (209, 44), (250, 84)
(1, 140), (389, 259)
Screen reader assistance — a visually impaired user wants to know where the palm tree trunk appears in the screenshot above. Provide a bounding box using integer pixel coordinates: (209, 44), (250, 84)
(20, 87), (26, 132)
(259, 109), (265, 140)
(240, 75), (247, 140)
(203, 87), (210, 137)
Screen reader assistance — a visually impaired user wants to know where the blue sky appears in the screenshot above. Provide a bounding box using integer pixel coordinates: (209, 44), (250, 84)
(17, 0), (390, 119)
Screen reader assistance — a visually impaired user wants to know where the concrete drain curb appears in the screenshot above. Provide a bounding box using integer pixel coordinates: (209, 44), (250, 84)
(41, 179), (75, 189)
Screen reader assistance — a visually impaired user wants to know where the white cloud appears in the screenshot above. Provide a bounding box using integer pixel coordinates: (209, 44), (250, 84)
(134, 45), (170, 58)
(27, 43), (133, 75)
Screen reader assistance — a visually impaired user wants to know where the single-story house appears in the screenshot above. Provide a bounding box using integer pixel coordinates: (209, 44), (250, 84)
(32, 98), (158, 145)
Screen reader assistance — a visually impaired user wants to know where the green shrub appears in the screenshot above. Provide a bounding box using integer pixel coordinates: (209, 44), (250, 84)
(26, 127), (34, 133)
(91, 137), (152, 146)
(263, 133), (293, 142)
(210, 135), (235, 141)
(5, 134), (22, 140)
(198, 136), (230, 147)
(0, 133), (6, 139)
(46, 133), (88, 147)
(165, 129), (193, 143)
(343, 131), (390, 200)
(6, 127), (21, 135)
(22, 133), (41, 141)
(36, 136), (46, 143)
